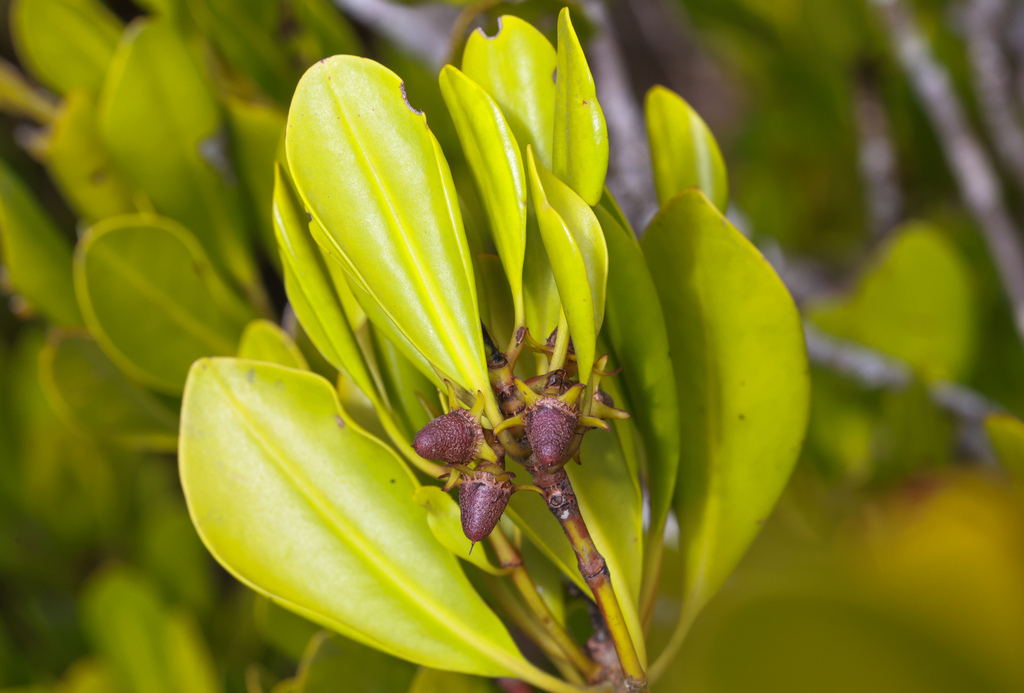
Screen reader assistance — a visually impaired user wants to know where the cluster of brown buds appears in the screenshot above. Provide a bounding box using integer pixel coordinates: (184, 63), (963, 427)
(413, 327), (630, 544)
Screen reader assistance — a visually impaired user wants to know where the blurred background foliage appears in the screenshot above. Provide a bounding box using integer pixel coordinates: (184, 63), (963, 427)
(1, 0), (1024, 691)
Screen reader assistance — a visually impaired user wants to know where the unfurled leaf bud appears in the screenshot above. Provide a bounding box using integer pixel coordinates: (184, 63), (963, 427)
(524, 398), (580, 467)
(413, 409), (482, 464)
(459, 473), (514, 542)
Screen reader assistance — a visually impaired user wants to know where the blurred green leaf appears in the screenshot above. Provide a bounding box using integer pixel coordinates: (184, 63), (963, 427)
(43, 90), (135, 222)
(461, 15), (556, 169)
(74, 215), (253, 394)
(642, 189), (809, 634)
(440, 65), (527, 330)
(407, 668), (500, 693)
(369, 326), (434, 436)
(0, 157), (81, 325)
(525, 148), (607, 380)
(53, 659), (122, 693)
(985, 414), (1024, 482)
(238, 320), (309, 370)
(552, 8), (607, 206)
(10, 0), (122, 95)
(38, 330), (179, 451)
(292, 0), (362, 63)
(0, 58), (58, 123)
(412, 486), (508, 576)
(286, 56), (490, 399)
(139, 502), (213, 615)
(809, 222), (975, 382)
(179, 359), (558, 684)
(595, 205), (679, 541)
(99, 18), (258, 293)
(254, 597), (322, 661)
(644, 86), (728, 211)
(290, 632), (416, 693)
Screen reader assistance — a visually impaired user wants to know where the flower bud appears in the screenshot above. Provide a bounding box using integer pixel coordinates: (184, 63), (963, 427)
(459, 474), (514, 542)
(524, 398), (580, 467)
(412, 409), (482, 464)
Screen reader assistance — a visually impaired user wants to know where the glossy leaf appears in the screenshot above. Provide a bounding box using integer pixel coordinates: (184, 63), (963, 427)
(74, 215), (252, 394)
(808, 222), (975, 382)
(39, 330), (179, 451)
(526, 148), (608, 380)
(179, 359), (562, 685)
(44, 89), (135, 222)
(290, 632), (416, 693)
(238, 320), (309, 370)
(552, 8), (608, 206)
(522, 215), (561, 346)
(440, 65), (527, 328)
(0, 157), (81, 325)
(595, 205), (679, 538)
(407, 669), (500, 693)
(272, 167), (378, 399)
(99, 18), (257, 292)
(461, 16), (556, 168)
(370, 326), (435, 436)
(641, 189), (809, 623)
(412, 486), (507, 576)
(644, 86), (728, 211)
(286, 56), (489, 398)
(10, 0), (122, 95)
(986, 414), (1024, 483)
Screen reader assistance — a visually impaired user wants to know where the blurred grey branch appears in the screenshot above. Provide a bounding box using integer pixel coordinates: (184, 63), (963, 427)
(854, 70), (903, 239)
(333, 0), (457, 69)
(871, 0), (1024, 349)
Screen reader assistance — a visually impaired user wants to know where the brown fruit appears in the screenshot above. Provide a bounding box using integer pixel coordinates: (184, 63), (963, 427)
(459, 475), (513, 542)
(412, 409), (481, 463)
(524, 398), (580, 467)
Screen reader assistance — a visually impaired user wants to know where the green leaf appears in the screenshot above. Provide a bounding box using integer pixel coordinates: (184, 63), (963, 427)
(52, 659), (121, 693)
(808, 222), (975, 382)
(370, 326), (435, 437)
(522, 215), (561, 345)
(644, 85), (728, 212)
(74, 215), (253, 394)
(412, 486), (508, 576)
(286, 56), (489, 399)
(99, 18), (257, 293)
(80, 566), (220, 693)
(407, 669), (500, 693)
(38, 330), (179, 451)
(138, 503), (213, 615)
(10, 0), (122, 95)
(254, 597), (322, 661)
(641, 189), (809, 623)
(0, 57), (58, 124)
(461, 16), (556, 169)
(526, 148), (608, 380)
(272, 166), (378, 399)
(238, 320), (309, 370)
(595, 206), (679, 539)
(552, 8), (608, 206)
(986, 414), (1024, 483)
(0, 157), (82, 325)
(44, 90), (135, 222)
(179, 359), (563, 685)
(440, 66), (527, 329)
(290, 632), (417, 693)
(293, 0), (363, 63)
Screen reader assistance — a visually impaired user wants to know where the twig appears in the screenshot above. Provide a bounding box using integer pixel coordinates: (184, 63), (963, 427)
(853, 65), (903, 239)
(965, 0), (1024, 196)
(871, 0), (1024, 348)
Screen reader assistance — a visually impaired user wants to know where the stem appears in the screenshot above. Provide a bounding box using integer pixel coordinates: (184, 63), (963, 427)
(490, 530), (603, 682)
(549, 312), (571, 372)
(526, 457), (648, 692)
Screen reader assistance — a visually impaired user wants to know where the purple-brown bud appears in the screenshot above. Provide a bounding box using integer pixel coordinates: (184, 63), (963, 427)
(459, 474), (514, 542)
(524, 398), (580, 467)
(413, 409), (482, 464)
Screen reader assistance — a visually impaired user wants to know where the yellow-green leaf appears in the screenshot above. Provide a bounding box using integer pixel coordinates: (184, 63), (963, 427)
(370, 326), (435, 437)
(552, 8), (607, 206)
(526, 148), (608, 380)
(286, 56), (489, 399)
(10, 0), (122, 95)
(440, 65), (527, 329)
(407, 669), (500, 693)
(74, 215), (253, 394)
(461, 16), (556, 169)
(412, 486), (508, 576)
(0, 57), (58, 124)
(808, 222), (975, 382)
(641, 189), (809, 629)
(179, 359), (566, 688)
(644, 85), (728, 211)
(290, 632), (416, 693)
(0, 157), (82, 325)
(986, 414), (1024, 483)
(238, 320), (309, 370)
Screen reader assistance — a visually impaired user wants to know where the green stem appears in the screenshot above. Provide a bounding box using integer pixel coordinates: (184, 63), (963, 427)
(549, 311), (571, 372)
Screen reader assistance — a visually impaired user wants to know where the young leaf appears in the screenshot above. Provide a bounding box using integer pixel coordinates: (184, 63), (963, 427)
(552, 8), (608, 206)
(412, 486), (508, 576)
(440, 65), (527, 329)
(74, 215), (253, 394)
(0, 157), (82, 325)
(645, 86), (728, 211)
(286, 56), (490, 400)
(525, 148), (608, 380)
(10, 0), (122, 95)
(641, 189), (809, 643)
(99, 18), (258, 294)
(39, 330), (179, 451)
(179, 359), (567, 688)
(461, 16), (556, 168)
(238, 320), (309, 370)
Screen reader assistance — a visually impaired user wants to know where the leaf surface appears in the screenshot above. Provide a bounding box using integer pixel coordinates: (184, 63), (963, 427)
(238, 320), (309, 370)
